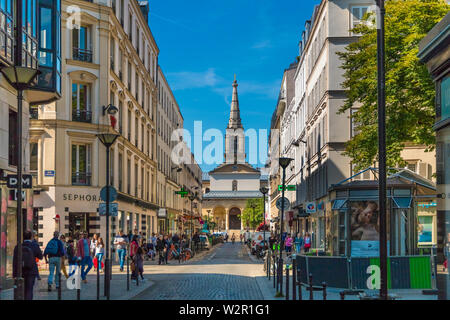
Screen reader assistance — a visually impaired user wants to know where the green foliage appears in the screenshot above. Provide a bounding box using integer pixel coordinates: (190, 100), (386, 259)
(337, 0), (449, 171)
(241, 198), (264, 230)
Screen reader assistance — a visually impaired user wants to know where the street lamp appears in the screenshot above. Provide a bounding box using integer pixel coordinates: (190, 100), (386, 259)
(260, 187), (269, 249)
(97, 132), (119, 300)
(376, 0), (388, 300)
(278, 157), (293, 294)
(188, 192), (197, 250)
(1, 64), (40, 300)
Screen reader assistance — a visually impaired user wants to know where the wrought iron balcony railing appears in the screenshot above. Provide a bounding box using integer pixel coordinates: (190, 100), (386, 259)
(72, 172), (92, 186)
(72, 109), (92, 123)
(73, 47), (93, 63)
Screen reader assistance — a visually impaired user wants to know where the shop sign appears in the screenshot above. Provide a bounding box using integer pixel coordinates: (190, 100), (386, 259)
(306, 202), (316, 214)
(62, 193), (99, 202)
(6, 174), (32, 189)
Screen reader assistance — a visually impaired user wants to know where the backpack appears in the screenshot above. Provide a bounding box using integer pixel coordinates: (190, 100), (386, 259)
(22, 246), (35, 271)
(46, 239), (59, 255)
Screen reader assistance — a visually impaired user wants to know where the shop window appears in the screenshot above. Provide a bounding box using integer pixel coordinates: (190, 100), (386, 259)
(72, 83), (92, 122)
(71, 144), (91, 185)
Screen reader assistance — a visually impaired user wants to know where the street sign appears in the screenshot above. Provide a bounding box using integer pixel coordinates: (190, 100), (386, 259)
(175, 187), (188, 197)
(99, 202), (118, 216)
(100, 186), (117, 202)
(44, 170), (55, 177)
(278, 185), (296, 191)
(276, 197), (290, 210)
(6, 174), (32, 189)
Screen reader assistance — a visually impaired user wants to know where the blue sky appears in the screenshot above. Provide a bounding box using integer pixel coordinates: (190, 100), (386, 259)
(148, 0), (320, 173)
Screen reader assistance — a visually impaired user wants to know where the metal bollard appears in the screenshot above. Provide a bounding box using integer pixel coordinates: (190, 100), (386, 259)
(285, 265), (289, 300)
(58, 271), (62, 300)
(340, 291), (345, 300)
(268, 254), (271, 280)
(279, 258), (283, 294)
(309, 273), (313, 300)
(273, 257), (276, 288)
(97, 258), (100, 300)
(126, 256), (130, 291)
(292, 259), (297, 300)
(77, 264), (81, 300)
(322, 282), (327, 300)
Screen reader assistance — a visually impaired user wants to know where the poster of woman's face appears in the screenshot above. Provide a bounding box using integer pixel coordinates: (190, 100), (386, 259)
(350, 201), (380, 241)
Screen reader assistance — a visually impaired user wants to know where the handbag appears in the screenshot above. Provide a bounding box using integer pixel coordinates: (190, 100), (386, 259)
(130, 260), (136, 272)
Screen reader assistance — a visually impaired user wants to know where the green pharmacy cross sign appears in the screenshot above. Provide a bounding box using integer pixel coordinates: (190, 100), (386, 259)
(175, 187), (188, 198)
(278, 185), (296, 191)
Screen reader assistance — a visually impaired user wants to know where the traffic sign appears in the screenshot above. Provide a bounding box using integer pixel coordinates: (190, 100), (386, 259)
(7, 174), (32, 189)
(175, 187), (188, 197)
(100, 186), (117, 202)
(276, 197), (290, 210)
(99, 202), (118, 216)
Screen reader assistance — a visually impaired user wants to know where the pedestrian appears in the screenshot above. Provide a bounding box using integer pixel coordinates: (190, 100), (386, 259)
(127, 230), (133, 242)
(76, 231), (93, 283)
(90, 233), (98, 258)
(133, 247), (145, 282)
(240, 233), (243, 244)
(193, 232), (200, 251)
(156, 235), (165, 265)
(163, 235), (170, 264)
(285, 233), (293, 254)
(66, 239), (77, 277)
(60, 234), (69, 279)
(303, 232), (311, 253)
(95, 237), (105, 272)
(129, 235), (139, 280)
(32, 231), (42, 281)
(269, 233), (276, 252)
(224, 233), (228, 242)
(13, 230), (43, 300)
(43, 231), (65, 291)
(114, 230), (128, 272)
(294, 233), (303, 254)
(172, 233), (180, 244)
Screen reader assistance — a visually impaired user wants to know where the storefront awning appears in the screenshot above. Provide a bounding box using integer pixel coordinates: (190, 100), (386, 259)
(332, 199), (347, 210)
(393, 197), (412, 209)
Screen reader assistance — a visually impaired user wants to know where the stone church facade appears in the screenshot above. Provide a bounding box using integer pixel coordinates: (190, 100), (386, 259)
(201, 77), (267, 237)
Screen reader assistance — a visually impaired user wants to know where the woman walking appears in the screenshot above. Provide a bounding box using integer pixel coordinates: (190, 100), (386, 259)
(285, 234), (293, 254)
(303, 232), (311, 253)
(294, 233), (303, 254)
(134, 247), (145, 282)
(129, 235), (139, 280)
(95, 238), (105, 272)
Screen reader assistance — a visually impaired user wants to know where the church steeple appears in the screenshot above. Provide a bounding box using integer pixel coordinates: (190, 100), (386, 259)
(227, 75), (243, 129)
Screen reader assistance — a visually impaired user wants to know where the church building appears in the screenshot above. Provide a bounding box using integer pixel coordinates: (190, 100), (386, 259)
(201, 77), (268, 236)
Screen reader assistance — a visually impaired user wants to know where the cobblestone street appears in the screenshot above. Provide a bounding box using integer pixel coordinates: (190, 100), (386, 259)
(133, 242), (267, 300)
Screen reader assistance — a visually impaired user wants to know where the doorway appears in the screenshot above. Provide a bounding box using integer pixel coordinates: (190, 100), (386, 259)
(69, 212), (90, 239)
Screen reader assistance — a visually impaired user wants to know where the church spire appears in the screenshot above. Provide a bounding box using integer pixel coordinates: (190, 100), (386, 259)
(228, 75), (243, 129)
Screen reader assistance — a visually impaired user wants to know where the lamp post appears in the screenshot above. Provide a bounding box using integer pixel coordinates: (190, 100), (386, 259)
(376, 0), (388, 300)
(97, 132), (119, 300)
(260, 187), (269, 248)
(278, 157), (293, 294)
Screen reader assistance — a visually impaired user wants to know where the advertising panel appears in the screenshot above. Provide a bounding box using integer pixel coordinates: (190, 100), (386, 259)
(350, 200), (380, 257)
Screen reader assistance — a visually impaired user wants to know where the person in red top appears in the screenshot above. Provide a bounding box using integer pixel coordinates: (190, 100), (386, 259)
(129, 235), (139, 281)
(76, 231), (93, 283)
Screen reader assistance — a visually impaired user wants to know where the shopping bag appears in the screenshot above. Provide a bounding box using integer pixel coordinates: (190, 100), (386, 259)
(93, 257), (98, 269)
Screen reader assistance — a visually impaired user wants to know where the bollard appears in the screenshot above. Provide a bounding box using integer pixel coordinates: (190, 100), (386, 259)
(322, 282), (327, 301)
(268, 254), (271, 280)
(292, 259), (297, 300)
(58, 271), (62, 300)
(309, 273), (313, 300)
(340, 291), (345, 300)
(279, 258), (284, 294)
(285, 265), (289, 300)
(97, 258), (100, 300)
(126, 255), (130, 291)
(273, 257), (276, 288)
(77, 264), (81, 300)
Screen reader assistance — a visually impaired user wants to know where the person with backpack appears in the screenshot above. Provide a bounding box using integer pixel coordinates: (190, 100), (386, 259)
(43, 231), (65, 291)
(13, 230), (43, 300)
(76, 231), (93, 283)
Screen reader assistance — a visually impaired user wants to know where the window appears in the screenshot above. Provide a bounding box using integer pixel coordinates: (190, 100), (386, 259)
(73, 26), (92, 62)
(118, 100), (123, 134)
(30, 142), (38, 171)
(119, 0), (124, 26)
(440, 75), (449, 121)
(134, 162), (138, 196)
(110, 147), (114, 186)
(118, 152), (123, 192)
(232, 180), (237, 191)
(72, 83), (92, 122)
(0, 0), (14, 61)
(127, 62), (132, 91)
(135, 72), (139, 99)
(128, 14), (132, 41)
(136, 28), (140, 55)
(110, 37), (115, 71)
(351, 6), (369, 30)
(135, 115), (139, 146)
(111, 0), (116, 14)
(141, 167), (144, 198)
(8, 109), (17, 166)
(127, 158), (131, 194)
(118, 49), (123, 80)
(72, 144), (91, 185)
(407, 162), (417, 173)
(127, 109), (131, 140)
(141, 123), (144, 150)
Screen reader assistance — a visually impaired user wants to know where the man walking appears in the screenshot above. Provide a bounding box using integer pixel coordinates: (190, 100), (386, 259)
(13, 230), (43, 300)
(114, 230), (129, 272)
(43, 231), (65, 291)
(76, 231), (93, 283)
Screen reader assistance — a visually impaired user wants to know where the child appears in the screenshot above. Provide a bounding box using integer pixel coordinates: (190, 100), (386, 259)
(134, 247), (145, 282)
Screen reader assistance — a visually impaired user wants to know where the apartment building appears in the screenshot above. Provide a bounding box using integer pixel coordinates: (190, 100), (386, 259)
(30, 0), (159, 246)
(271, 0), (436, 253)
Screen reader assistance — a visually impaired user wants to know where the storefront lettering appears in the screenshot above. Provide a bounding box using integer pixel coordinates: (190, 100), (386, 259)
(63, 193), (99, 201)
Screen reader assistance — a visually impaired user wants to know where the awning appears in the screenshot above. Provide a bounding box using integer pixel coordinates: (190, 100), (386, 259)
(332, 199), (347, 210)
(393, 197), (412, 209)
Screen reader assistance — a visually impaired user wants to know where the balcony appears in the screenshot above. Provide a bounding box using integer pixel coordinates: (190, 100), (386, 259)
(73, 47), (93, 63)
(72, 172), (92, 186)
(72, 109), (92, 123)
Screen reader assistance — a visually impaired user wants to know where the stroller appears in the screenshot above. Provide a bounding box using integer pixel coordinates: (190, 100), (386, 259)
(145, 242), (155, 261)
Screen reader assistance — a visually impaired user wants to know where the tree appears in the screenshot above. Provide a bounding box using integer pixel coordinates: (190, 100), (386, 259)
(240, 198), (264, 230)
(337, 0), (449, 171)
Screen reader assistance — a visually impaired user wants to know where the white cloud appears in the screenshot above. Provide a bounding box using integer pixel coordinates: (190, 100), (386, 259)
(251, 40), (272, 49)
(166, 68), (222, 90)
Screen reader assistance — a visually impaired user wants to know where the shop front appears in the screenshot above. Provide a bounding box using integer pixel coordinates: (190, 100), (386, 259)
(328, 169), (436, 257)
